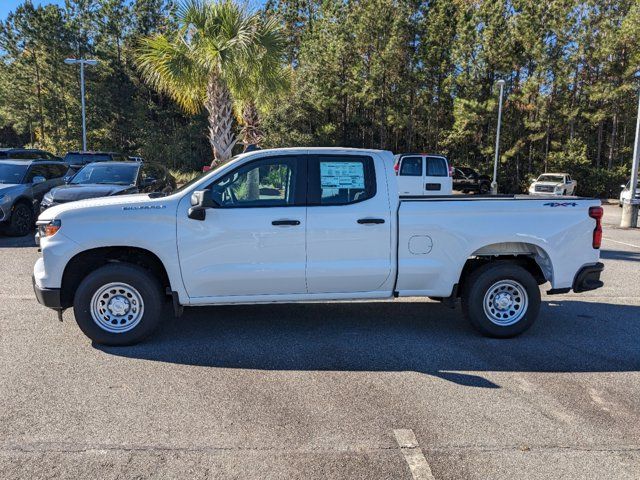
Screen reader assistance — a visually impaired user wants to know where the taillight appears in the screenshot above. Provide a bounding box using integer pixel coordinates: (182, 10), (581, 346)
(394, 162), (399, 175)
(589, 206), (603, 249)
(449, 165), (454, 177)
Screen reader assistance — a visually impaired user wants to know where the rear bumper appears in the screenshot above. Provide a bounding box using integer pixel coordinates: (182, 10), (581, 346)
(32, 275), (62, 309)
(572, 262), (604, 293)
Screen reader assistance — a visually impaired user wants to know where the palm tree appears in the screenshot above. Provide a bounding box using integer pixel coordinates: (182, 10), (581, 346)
(135, 0), (285, 165)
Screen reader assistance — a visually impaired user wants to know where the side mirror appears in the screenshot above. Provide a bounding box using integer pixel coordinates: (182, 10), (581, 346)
(32, 175), (46, 185)
(188, 189), (218, 220)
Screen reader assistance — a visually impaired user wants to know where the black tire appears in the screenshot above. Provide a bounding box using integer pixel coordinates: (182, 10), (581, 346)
(479, 182), (490, 194)
(73, 263), (165, 346)
(5, 202), (34, 237)
(462, 261), (541, 338)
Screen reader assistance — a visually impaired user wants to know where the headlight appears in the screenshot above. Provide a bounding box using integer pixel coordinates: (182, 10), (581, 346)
(554, 185), (564, 192)
(0, 193), (6, 202)
(37, 219), (61, 238)
(42, 193), (53, 204)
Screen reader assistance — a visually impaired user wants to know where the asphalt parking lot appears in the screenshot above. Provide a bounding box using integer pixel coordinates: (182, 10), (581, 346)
(1, 203), (638, 479)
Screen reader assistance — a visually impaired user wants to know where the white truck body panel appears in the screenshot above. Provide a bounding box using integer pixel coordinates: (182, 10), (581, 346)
(396, 197), (599, 296)
(34, 147), (601, 310)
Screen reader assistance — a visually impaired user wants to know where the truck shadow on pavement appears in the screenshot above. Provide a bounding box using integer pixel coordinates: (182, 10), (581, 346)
(600, 249), (640, 263)
(97, 299), (640, 388)
(0, 234), (36, 248)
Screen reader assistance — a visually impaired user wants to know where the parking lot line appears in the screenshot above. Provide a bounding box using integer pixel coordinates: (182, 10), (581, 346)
(603, 237), (640, 249)
(393, 429), (436, 480)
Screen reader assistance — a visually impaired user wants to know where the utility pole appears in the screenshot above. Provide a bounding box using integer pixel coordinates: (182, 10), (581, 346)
(64, 58), (98, 151)
(620, 92), (639, 228)
(491, 79), (506, 195)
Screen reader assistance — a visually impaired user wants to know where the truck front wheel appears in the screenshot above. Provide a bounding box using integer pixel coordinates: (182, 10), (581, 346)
(462, 262), (540, 338)
(73, 263), (164, 346)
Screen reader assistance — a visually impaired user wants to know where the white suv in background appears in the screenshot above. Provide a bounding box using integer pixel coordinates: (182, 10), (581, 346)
(529, 173), (577, 196)
(619, 179), (640, 207)
(394, 154), (453, 196)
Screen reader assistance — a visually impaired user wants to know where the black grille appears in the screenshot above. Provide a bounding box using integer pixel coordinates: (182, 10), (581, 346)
(535, 185), (554, 193)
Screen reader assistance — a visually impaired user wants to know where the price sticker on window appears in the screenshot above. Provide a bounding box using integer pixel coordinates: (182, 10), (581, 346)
(320, 162), (365, 189)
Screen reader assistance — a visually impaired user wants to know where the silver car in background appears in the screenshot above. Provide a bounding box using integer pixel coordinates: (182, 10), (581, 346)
(0, 159), (70, 236)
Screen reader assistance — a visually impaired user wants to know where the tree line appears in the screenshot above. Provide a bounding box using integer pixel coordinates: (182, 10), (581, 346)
(0, 0), (639, 195)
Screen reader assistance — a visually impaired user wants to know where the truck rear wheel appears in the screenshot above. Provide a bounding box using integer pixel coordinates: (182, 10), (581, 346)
(462, 261), (540, 338)
(73, 263), (164, 346)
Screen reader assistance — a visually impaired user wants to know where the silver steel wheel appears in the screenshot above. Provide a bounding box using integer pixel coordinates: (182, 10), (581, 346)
(90, 282), (144, 333)
(482, 279), (528, 326)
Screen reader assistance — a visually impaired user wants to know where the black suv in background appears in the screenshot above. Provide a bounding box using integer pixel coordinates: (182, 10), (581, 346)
(63, 151), (131, 172)
(0, 148), (61, 161)
(453, 167), (491, 194)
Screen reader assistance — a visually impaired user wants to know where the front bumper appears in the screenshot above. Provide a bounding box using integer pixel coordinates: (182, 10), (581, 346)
(32, 275), (62, 309)
(573, 262), (604, 293)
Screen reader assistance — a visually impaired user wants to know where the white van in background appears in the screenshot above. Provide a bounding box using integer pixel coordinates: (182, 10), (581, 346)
(394, 153), (453, 196)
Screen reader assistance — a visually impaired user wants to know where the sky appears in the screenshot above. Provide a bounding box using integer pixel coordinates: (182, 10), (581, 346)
(1, 1), (66, 20)
(1, 0), (266, 20)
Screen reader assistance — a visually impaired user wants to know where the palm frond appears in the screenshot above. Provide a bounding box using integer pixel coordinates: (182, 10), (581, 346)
(135, 34), (206, 114)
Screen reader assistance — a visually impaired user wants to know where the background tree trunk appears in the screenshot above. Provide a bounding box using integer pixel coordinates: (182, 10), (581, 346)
(205, 75), (236, 165)
(240, 101), (264, 147)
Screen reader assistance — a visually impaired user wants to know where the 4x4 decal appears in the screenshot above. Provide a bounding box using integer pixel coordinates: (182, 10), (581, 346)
(543, 202), (578, 207)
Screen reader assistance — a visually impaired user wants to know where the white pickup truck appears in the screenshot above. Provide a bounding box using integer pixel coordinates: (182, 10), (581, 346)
(529, 173), (577, 196)
(33, 148), (604, 345)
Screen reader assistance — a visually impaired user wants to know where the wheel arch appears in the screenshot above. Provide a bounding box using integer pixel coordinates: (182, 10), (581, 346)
(60, 246), (171, 308)
(457, 242), (553, 296)
(12, 196), (35, 212)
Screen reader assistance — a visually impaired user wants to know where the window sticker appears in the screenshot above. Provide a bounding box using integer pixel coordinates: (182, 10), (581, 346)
(320, 162), (365, 189)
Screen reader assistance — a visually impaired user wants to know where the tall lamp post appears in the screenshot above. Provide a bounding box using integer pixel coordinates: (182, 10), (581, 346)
(491, 79), (506, 195)
(621, 91), (640, 228)
(64, 57), (98, 151)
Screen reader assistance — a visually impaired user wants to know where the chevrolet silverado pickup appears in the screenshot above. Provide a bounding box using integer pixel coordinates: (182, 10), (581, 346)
(33, 148), (604, 345)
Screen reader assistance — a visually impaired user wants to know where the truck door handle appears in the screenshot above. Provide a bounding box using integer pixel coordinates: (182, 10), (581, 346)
(272, 219), (300, 226)
(357, 218), (385, 224)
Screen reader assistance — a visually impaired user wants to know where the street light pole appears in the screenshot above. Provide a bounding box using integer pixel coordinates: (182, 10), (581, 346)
(491, 79), (506, 195)
(64, 57), (98, 151)
(621, 92), (640, 228)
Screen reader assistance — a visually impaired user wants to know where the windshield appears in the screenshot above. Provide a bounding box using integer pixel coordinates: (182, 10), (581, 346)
(0, 164), (28, 184)
(71, 164), (139, 185)
(537, 175), (565, 183)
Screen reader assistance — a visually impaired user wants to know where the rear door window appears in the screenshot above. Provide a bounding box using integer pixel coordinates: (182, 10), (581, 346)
(399, 156), (423, 176)
(426, 156), (448, 177)
(308, 155), (376, 205)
